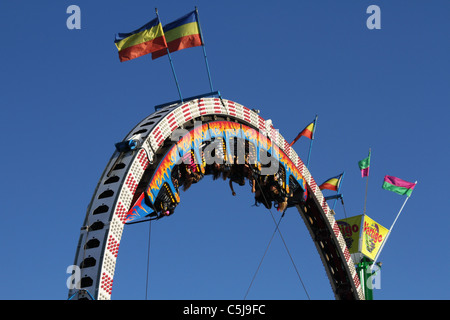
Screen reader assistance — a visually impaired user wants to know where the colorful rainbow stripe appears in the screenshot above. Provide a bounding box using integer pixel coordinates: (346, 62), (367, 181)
(115, 18), (167, 62)
(319, 174), (342, 191)
(152, 11), (202, 59)
(290, 120), (314, 146)
(125, 121), (307, 224)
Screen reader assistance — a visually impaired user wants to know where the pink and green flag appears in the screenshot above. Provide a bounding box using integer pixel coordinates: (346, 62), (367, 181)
(382, 175), (416, 197)
(358, 150), (371, 177)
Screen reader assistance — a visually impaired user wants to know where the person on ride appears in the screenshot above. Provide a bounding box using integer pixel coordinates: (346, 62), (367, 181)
(228, 162), (246, 196)
(182, 166), (194, 191)
(211, 162), (224, 181)
(254, 175), (272, 209)
(243, 155), (256, 193)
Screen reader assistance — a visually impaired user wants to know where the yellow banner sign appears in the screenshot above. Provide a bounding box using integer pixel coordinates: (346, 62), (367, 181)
(337, 214), (389, 261)
(360, 215), (389, 260)
(337, 215), (362, 254)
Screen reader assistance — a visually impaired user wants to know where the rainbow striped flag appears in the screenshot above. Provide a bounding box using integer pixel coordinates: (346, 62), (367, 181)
(382, 175), (416, 197)
(290, 120), (315, 146)
(319, 173), (343, 191)
(115, 18), (167, 62)
(152, 11), (202, 59)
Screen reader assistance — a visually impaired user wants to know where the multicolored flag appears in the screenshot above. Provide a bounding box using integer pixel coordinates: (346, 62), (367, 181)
(382, 175), (416, 197)
(290, 120), (315, 146)
(358, 150), (371, 177)
(152, 11), (202, 60)
(319, 173), (343, 191)
(114, 18), (167, 62)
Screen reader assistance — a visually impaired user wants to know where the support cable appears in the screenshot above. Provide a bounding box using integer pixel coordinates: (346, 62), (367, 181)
(244, 177), (310, 300)
(244, 214), (283, 300)
(145, 220), (152, 300)
(341, 196), (348, 219)
(267, 209), (310, 300)
(141, 190), (160, 300)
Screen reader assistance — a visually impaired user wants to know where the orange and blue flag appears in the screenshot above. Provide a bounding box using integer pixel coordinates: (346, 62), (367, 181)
(152, 10), (202, 59)
(115, 17), (167, 62)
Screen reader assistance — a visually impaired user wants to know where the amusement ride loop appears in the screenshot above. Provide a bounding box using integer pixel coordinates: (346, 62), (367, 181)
(69, 97), (365, 300)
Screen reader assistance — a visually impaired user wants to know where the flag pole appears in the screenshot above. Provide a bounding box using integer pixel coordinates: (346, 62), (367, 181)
(363, 148), (371, 215)
(195, 7), (214, 93)
(306, 115), (318, 168)
(155, 8), (183, 102)
(332, 171), (345, 210)
(371, 181), (417, 269)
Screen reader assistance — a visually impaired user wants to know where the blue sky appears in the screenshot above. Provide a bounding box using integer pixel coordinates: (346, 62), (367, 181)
(0, 0), (449, 300)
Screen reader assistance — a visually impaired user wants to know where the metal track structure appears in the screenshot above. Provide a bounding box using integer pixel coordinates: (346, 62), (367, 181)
(69, 97), (364, 300)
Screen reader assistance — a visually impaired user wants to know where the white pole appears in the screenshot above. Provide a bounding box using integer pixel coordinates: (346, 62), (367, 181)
(371, 181), (417, 270)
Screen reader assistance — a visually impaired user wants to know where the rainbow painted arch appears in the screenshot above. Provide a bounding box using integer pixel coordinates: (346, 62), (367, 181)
(125, 121), (308, 224)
